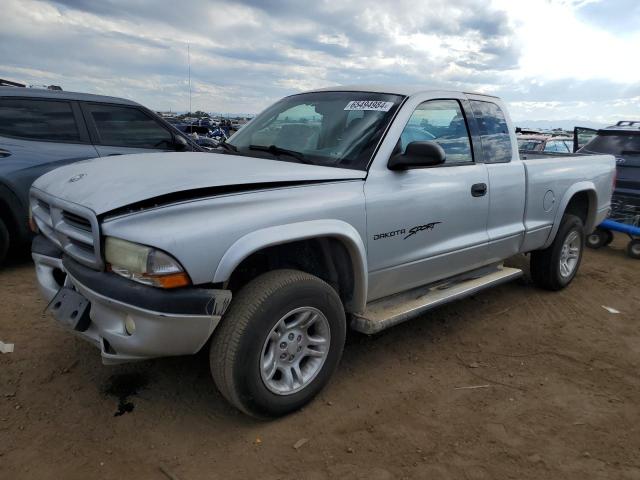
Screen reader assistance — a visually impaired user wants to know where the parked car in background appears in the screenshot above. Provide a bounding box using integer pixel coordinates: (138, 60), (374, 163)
(578, 121), (640, 257)
(577, 121), (640, 200)
(517, 134), (574, 154)
(174, 124), (211, 136)
(0, 87), (199, 266)
(30, 86), (615, 417)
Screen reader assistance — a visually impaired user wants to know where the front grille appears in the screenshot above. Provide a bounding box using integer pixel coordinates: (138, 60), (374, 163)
(30, 191), (102, 270)
(62, 211), (92, 232)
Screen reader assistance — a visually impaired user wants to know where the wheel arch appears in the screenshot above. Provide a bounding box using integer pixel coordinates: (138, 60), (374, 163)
(213, 220), (368, 313)
(542, 183), (597, 249)
(0, 183), (30, 246)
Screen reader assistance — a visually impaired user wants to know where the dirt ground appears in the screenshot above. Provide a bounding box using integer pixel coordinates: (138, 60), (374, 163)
(1, 238), (639, 480)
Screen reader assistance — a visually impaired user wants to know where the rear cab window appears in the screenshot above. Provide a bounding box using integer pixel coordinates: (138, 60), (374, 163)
(470, 100), (513, 163)
(0, 98), (82, 142)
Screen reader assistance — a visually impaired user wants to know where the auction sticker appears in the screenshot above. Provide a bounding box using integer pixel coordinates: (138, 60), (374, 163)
(344, 100), (394, 111)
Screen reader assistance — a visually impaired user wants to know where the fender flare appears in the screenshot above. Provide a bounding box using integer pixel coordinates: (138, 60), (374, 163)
(213, 219), (368, 313)
(542, 182), (597, 249)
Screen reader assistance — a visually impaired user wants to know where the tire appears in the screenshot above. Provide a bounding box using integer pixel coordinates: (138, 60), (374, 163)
(530, 214), (585, 291)
(0, 218), (9, 267)
(586, 228), (611, 249)
(209, 269), (346, 418)
(627, 239), (640, 259)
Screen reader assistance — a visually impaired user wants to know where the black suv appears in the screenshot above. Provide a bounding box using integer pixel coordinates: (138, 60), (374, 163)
(577, 121), (640, 200)
(0, 87), (199, 266)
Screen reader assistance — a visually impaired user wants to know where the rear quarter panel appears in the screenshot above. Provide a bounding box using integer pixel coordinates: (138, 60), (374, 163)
(521, 154), (615, 251)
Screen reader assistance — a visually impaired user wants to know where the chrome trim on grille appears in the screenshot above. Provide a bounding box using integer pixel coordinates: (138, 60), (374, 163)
(30, 188), (103, 270)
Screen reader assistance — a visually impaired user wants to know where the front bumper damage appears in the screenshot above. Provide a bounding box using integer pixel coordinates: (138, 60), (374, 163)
(32, 235), (231, 364)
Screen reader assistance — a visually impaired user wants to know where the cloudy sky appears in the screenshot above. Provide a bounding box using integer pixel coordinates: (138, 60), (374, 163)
(1, 0), (639, 124)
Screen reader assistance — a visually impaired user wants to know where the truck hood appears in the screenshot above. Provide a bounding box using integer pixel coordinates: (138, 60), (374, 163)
(32, 152), (365, 215)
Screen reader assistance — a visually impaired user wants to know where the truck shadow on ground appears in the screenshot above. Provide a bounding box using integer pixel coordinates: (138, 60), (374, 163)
(92, 268), (534, 424)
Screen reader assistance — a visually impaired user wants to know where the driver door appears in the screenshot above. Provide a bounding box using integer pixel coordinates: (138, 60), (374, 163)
(365, 98), (490, 301)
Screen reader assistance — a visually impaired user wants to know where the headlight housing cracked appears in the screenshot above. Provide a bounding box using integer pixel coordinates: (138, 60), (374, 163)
(104, 237), (190, 289)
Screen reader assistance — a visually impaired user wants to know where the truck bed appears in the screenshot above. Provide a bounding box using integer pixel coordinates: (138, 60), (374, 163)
(521, 153), (616, 252)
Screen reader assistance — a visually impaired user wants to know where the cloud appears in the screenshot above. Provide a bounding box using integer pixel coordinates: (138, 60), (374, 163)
(0, 0), (636, 122)
(575, 0), (640, 33)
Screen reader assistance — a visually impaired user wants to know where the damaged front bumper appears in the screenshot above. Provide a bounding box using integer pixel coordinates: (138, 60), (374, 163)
(32, 236), (231, 364)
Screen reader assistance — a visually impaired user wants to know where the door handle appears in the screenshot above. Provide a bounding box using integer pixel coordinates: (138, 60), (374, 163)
(471, 183), (487, 197)
(0, 149), (11, 158)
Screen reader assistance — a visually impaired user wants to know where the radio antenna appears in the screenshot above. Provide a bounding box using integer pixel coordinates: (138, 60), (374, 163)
(187, 43), (192, 115)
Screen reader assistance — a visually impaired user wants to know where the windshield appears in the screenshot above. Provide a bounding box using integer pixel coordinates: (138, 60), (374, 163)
(579, 132), (640, 157)
(225, 91), (404, 170)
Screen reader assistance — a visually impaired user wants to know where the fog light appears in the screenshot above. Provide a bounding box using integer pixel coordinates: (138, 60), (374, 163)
(124, 316), (136, 336)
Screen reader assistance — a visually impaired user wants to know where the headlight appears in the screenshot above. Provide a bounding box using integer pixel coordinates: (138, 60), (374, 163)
(104, 237), (190, 289)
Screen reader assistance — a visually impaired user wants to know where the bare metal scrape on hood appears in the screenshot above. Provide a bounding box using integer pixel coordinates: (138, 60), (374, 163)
(31, 152), (365, 215)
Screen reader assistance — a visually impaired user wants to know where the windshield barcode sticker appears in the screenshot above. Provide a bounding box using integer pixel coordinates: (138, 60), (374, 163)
(344, 100), (394, 112)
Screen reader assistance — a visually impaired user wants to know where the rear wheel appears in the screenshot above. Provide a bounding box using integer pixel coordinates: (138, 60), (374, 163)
(0, 218), (9, 267)
(627, 239), (640, 259)
(586, 228), (613, 249)
(209, 269), (346, 418)
(530, 214), (584, 291)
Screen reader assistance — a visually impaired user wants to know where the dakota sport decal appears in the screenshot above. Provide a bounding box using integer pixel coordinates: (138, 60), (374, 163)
(373, 222), (442, 241)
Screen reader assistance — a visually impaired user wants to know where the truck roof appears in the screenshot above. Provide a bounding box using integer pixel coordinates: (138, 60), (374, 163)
(304, 84), (500, 99)
(0, 86), (140, 106)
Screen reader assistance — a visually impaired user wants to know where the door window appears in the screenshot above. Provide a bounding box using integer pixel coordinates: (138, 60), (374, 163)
(470, 100), (513, 163)
(400, 99), (473, 164)
(574, 127), (597, 151)
(0, 98), (81, 142)
(85, 104), (173, 149)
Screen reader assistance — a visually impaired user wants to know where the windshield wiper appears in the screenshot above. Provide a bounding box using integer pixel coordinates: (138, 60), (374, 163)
(249, 144), (310, 163)
(218, 140), (238, 152)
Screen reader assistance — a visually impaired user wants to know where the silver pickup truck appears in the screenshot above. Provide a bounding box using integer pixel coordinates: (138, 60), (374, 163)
(30, 86), (615, 417)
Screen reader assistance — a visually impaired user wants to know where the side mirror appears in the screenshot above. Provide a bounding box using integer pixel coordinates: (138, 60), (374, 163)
(388, 141), (446, 170)
(173, 135), (189, 151)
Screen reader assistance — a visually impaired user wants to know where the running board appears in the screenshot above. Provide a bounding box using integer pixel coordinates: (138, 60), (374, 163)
(351, 267), (523, 334)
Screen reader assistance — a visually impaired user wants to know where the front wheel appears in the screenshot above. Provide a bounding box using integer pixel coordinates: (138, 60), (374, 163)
(530, 214), (585, 291)
(209, 269), (346, 418)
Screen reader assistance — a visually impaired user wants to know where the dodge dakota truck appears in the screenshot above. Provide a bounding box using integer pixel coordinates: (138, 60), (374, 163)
(29, 86), (615, 417)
